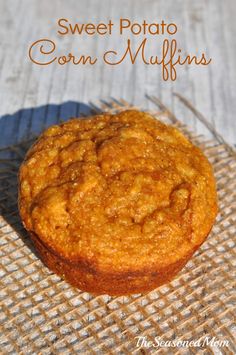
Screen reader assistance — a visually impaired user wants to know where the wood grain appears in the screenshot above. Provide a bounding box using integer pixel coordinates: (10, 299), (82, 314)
(0, 0), (235, 146)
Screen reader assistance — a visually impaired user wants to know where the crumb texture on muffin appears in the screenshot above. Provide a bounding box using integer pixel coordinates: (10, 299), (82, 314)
(19, 110), (217, 294)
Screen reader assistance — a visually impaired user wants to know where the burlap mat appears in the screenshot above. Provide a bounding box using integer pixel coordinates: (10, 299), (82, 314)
(0, 97), (235, 354)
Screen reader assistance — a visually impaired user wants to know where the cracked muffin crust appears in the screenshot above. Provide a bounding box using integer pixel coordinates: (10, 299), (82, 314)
(18, 110), (218, 295)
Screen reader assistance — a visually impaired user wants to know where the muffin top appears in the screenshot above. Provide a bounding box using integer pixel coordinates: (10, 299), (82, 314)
(19, 110), (217, 272)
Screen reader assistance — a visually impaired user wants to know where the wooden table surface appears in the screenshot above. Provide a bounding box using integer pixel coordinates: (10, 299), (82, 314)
(0, 0), (235, 146)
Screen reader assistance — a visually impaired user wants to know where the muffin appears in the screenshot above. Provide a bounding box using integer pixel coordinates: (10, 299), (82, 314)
(18, 110), (218, 295)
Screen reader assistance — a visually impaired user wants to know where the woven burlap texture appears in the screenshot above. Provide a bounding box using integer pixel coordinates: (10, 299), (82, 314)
(0, 97), (235, 354)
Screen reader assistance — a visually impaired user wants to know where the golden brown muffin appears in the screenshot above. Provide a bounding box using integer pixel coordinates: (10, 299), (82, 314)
(18, 110), (218, 295)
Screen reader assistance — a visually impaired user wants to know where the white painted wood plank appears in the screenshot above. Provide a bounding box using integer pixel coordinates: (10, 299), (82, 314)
(0, 0), (235, 146)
